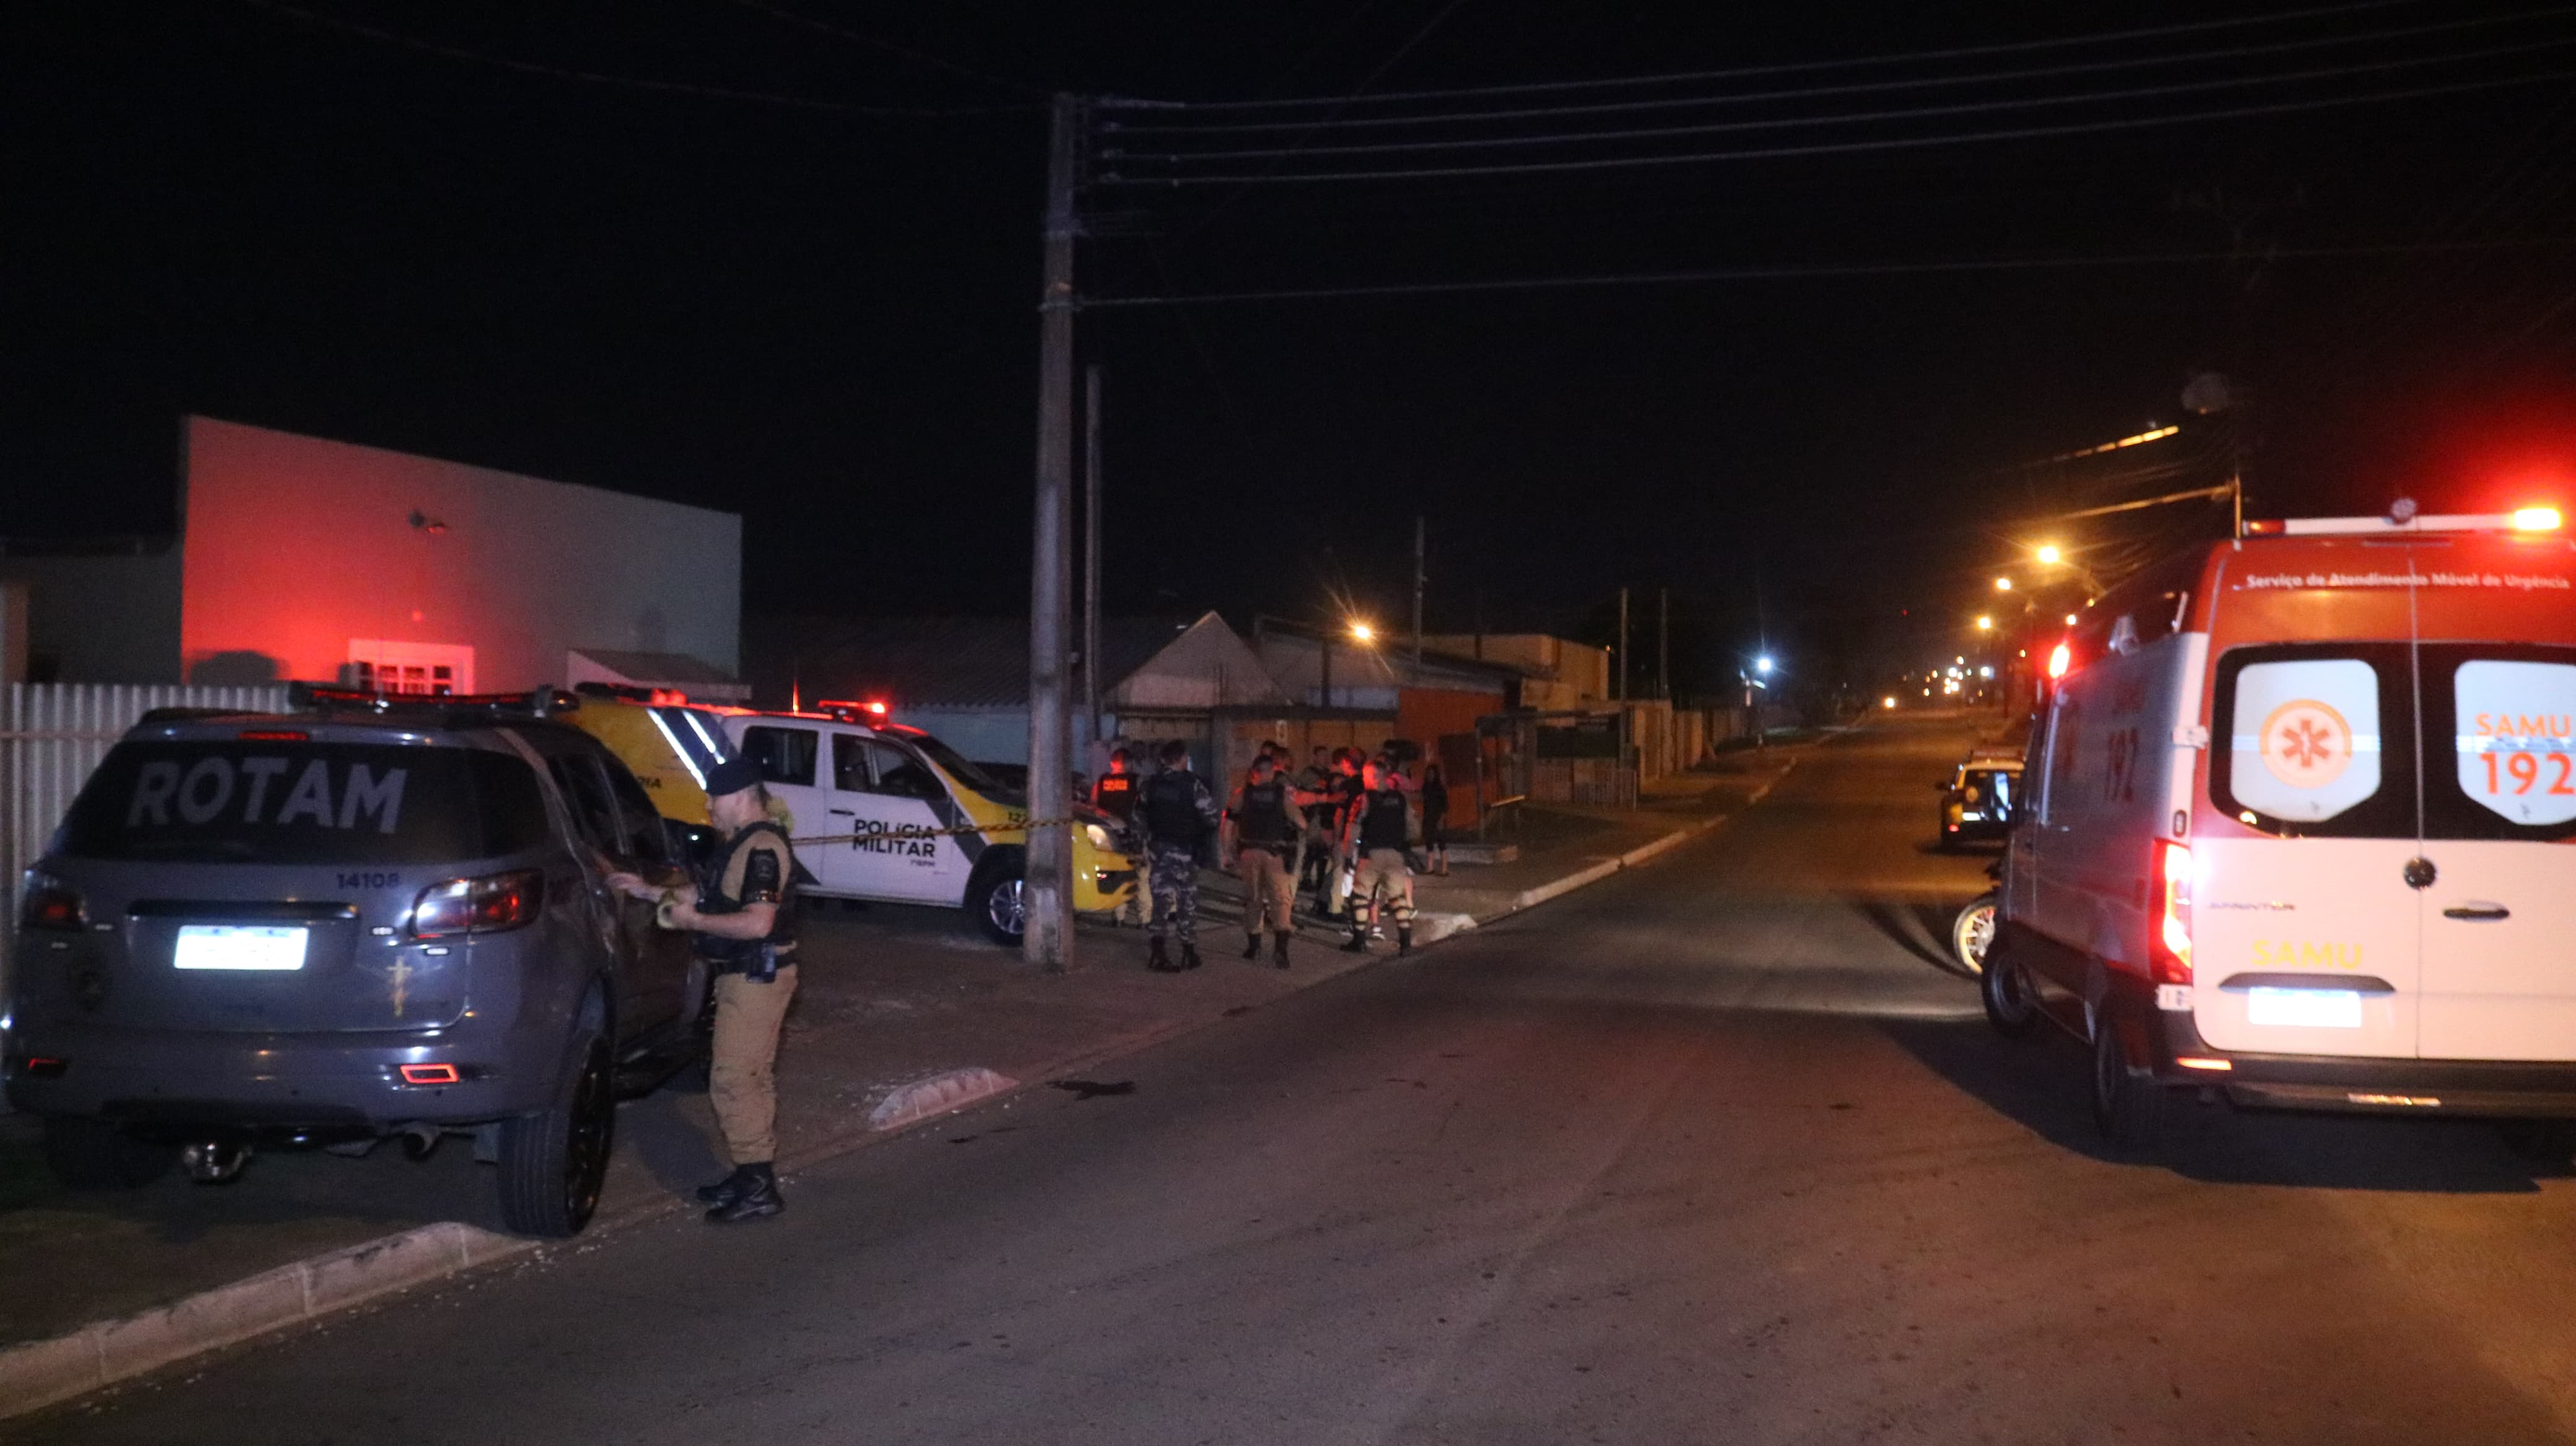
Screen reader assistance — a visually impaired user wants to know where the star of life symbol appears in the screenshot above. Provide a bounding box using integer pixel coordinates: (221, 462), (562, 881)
(2260, 699), (2352, 789)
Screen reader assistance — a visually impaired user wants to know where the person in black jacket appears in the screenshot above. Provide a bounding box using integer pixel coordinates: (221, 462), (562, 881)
(1339, 753), (1419, 955)
(1223, 752), (1305, 969)
(1138, 739), (1221, 972)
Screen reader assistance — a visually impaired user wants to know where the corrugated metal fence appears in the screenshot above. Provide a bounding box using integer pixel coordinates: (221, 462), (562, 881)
(2, 684), (292, 1003)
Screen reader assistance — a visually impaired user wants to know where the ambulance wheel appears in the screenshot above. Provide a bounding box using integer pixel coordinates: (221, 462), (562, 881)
(1979, 934), (2040, 1039)
(968, 855), (1026, 946)
(2089, 1009), (2164, 1150)
(2496, 1119), (2576, 1167)
(1950, 892), (1998, 975)
(41, 1117), (176, 1190)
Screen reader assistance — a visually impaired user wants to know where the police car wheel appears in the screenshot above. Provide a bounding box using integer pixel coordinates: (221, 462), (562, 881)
(971, 867), (1026, 946)
(497, 1029), (615, 1237)
(41, 1116), (176, 1190)
(1950, 893), (1998, 976)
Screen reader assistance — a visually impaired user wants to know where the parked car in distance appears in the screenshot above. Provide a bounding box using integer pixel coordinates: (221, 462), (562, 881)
(1936, 744), (2023, 848)
(1982, 507), (2576, 1156)
(3, 688), (708, 1237)
(720, 703), (1136, 943)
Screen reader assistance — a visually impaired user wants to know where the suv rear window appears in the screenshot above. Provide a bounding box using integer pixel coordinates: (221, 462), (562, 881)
(57, 741), (552, 865)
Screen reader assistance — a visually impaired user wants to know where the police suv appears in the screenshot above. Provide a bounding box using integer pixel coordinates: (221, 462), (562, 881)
(4, 689), (708, 1236)
(721, 705), (1136, 943)
(1982, 506), (2576, 1154)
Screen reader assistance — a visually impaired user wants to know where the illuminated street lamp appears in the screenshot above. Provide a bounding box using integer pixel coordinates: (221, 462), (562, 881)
(1754, 654), (1775, 676)
(1347, 620), (1377, 645)
(2034, 544), (2062, 566)
(1975, 615), (1993, 632)
(1994, 577), (2013, 591)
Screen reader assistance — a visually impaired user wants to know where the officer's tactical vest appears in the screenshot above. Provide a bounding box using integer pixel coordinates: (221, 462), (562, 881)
(1359, 788), (1410, 851)
(695, 820), (801, 964)
(1143, 770), (1209, 844)
(1235, 778), (1294, 847)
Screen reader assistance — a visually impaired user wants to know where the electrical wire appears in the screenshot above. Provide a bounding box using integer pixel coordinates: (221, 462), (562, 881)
(1107, 7), (2576, 136)
(1077, 237), (2576, 308)
(1097, 0), (2424, 110)
(1096, 67), (2576, 183)
(1106, 36), (2576, 163)
(239, 0), (1029, 117)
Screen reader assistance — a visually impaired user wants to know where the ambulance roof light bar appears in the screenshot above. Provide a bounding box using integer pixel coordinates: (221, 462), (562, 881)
(2243, 508), (2564, 537)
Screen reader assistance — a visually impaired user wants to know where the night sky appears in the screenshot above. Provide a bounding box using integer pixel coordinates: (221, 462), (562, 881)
(9, 1), (2575, 697)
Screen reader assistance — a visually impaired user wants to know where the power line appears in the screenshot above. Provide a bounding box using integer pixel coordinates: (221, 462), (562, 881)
(1107, 35), (2576, 163)
(1107, 6), (2576, 136)
(1076, 238), (2576, 308)
(713, 0), (1050, 98)
(1098, 0), (2423, 110)
(1097, 67), (2576, 183)
(240, 0), (1027, 117)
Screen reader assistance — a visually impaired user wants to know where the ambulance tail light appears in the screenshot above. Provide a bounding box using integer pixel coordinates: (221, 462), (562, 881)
(2047, 642), (2072, 680)
(411, 871), (545, 938)
(2241, 519), (2286, 536)
(2151, 840), (2193, 985)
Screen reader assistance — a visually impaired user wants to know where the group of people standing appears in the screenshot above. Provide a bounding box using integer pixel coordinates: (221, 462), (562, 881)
(1090, 740), (1452, 973)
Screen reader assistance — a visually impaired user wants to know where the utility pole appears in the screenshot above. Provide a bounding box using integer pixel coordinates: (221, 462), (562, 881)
(1658, 587), (1669, 701)
(1084, 365), (1104, 751)
(1024, 93), (1082, 973)
(1411, 515), (1425, 673)
(1616, 586), (1629, 702)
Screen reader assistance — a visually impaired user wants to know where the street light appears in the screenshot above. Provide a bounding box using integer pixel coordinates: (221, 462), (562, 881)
(1347, 621), (1377, 645)
(1754, 654), (1775, 675)
(1975, 616), (1993, 631)
(1994, 577), (2013, 591)
(2034, 543), (2063, 565)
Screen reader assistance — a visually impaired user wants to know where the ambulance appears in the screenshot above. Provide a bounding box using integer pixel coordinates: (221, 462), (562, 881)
(1980, 504), (2576, 1151)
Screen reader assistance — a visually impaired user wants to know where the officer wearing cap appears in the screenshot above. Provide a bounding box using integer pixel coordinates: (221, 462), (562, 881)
(608, 755), (799, 1223)
(1222, 752), (1304, 969)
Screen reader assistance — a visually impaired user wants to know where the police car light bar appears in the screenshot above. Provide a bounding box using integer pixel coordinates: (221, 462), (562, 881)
(2245, 509), (2564, 536)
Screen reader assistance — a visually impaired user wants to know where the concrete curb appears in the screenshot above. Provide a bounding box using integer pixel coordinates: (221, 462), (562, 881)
(0, 783), (1782, 1422)
(0, 1220), (527, 1421)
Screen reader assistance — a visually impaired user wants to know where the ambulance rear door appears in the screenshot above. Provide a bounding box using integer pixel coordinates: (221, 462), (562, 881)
(2415, 644), (2576, 1061)
(2191, 641), (2422, 1059)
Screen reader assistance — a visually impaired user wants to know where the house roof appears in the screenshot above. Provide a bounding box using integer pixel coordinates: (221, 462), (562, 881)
(745, 614), (1220, 710)
(568, 649), (742, 686)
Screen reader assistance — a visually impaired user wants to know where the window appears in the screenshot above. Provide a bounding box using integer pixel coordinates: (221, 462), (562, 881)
(741, 726), (817, 787)
(2431, 646), (2576, 840)
(346, 640), (474, 697)
(547, 753), (623, 856)
(835, 734), (937, 799)
(59, 744), (549, 865)
(599, 754), (671, 863)
(2211, 645), (2411, 838)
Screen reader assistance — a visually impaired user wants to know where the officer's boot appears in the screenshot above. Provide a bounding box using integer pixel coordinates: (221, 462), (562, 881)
(1273, 930), (1292, 970)
(1341, 920), (1368, 954)
(695, 1164), (754, 1206)
(1397, 924), (1414, 956)
(705, 1162), (783, 1224)
(1147, 936), (1175, 972)
(1179, 940), (1203, 971)
(1242, 933), (1261, 960)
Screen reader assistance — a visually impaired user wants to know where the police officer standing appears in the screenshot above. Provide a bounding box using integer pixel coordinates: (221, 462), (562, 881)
(607, 756), (799, 1223)
(1340, 752), (1419, 956)
(1223, 752), (1303, 969)
(1139, 738), (1220, 972)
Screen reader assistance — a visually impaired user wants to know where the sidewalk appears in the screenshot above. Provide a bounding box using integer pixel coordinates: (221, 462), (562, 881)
(0, 745), (1803, 1417)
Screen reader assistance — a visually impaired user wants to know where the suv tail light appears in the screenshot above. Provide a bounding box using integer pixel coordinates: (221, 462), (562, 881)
(411, 871), (544, 938)
(2150, 840), (2193, 985)
(20, 877), (85, 932)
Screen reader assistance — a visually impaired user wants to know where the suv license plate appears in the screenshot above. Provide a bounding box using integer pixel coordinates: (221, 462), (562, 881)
(173, 925), (309, 972)
(2247, 987), (2361, 1029)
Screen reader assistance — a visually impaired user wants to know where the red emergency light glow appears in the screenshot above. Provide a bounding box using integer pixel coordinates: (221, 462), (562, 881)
(237, 730), (309, 741)
(817, 698), (889, 717)
(2047, 642), (2072, 680)
(398, 1063), (461, 1086)
(2151, 840), (2193, 987)
(2242, 518), (2286, 535)
(2513, 505), (2563, 531)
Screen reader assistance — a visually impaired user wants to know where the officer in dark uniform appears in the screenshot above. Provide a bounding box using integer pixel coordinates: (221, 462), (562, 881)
(1139, 738), (1220, 972)
(1340, 752), (1419, 956)
(1223, 752), (1304, 969)
(607, 756), (799, 1223)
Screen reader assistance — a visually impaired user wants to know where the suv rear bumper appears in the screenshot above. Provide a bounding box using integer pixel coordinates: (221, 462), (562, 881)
(2149, 1004), (2576, 1118)
(4, 1021), (548, 1130)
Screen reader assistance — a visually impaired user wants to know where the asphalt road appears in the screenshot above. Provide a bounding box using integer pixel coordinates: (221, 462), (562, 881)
(28, 716), (2576, 1444)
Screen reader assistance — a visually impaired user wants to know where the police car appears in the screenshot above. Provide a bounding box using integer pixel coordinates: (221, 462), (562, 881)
(1982, 505), (2576, 1153)
(720, 703), (1136, 944)
(4, 689), (708, 1237)
(1934, 744), (2023, 848)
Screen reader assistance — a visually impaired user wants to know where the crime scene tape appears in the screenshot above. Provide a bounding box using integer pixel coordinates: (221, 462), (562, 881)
(787, 815), (1092, 848)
